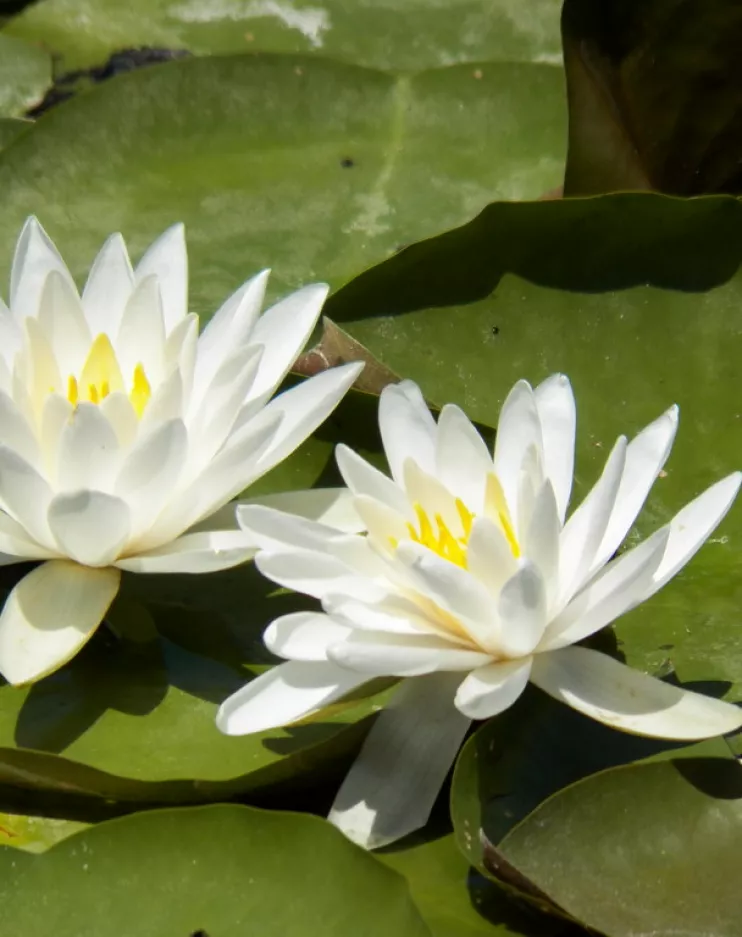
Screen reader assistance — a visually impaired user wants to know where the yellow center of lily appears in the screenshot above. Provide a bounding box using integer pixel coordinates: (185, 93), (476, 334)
(402, 473), (521, 569)
(65, 334), (151, 418)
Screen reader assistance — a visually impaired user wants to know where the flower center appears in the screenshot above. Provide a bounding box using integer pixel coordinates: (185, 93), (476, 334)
(65, 334), (151, 418)
(405, 474), (521, 569)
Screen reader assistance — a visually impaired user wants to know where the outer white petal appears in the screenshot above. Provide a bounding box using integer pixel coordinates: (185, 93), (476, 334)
(10, 217), (76, 321)
(435, 404), (492, 510)
(395, 541), (499, 653)
(0, 390), (41, 468)
(454, 658), (532, 719)
(47, 491), (130, 566)
(115, 274), (166, 385)
(644, 472), (742, 599)
(329, 672), (470, 849)
(493, 379), (543, 522)
(115, 530), (256, 574)
(378, 381), (437, 485)
(0, 303), (22, 368)
(263, 611), (352, 661)
(328, 631), (491, 676)
(255, 547), (384, 602)
(37, 271), (92, 377)
(523, 480), (560, 611)
(0, 445), (54, 547)
(82, 232), (134, 336)
(244, 282), (329, 404)
(192, 269), (269, 402)
(216, 659), (370, 735)
(0, 511), (56, 561)
(335, 443), (411, 520)
(558, 435), (627, 607)
(531, 646), (742, 739)
(591, 406), (679, 573)
(240, 487), (364, 533)
(323, 593), (450, 638)
(236, 503), (342, 553)
(251, 362), (363, 479)
(0, 560), (120, 685)
(533, 373), (576, 523)
(540, 526), (669, 651)
(496, 562), (548, 658)
(56, 403), (121, 492)
(133, 223), (187, 332)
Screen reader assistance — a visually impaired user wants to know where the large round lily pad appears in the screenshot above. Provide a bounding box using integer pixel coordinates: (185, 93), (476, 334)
(0, 33), (51, 115)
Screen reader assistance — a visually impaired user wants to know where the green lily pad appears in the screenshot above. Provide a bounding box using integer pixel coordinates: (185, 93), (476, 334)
(4, 0), (563, 72)
(327, 193), (742, 707)
(0, 116), (31, 147)
(0, 804), (432, 937)
(0, 810), (88, 852)
(0, 52), (565, 307)
(0, 33), (51, 116)
(499, 757), (742, 937)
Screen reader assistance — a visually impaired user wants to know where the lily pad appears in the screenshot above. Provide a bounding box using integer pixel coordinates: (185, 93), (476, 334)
(0, 810), (87, 852)
(0, 52), (565, 307)
(0, 33), (51, 116)
(0, 804), (432, 937)
(499, 757), (742, 937)
(0, 116), (30, 147)
(4, 0), (563, 72)
(327, 193), (742, 707)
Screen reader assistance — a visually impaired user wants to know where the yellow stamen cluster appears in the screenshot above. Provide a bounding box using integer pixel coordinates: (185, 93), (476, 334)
(64, 334), (151, 418)
(407, 500), (473, 568)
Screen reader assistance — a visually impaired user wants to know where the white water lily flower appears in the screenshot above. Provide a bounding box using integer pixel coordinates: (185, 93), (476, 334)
(0, 217), (362, 685)
(219, 375), (742, 849)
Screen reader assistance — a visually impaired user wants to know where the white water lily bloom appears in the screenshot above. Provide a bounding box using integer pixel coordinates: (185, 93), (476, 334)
(219, 375), (742, 849)
(0, 217), (362, 685)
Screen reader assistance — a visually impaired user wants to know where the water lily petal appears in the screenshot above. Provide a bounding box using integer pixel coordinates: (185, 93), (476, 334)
(82, 232), (134, 336)
(10, 217), (76, 321)
(493, 379), (543, 523)
(353, 494), (409, 553)
(237, 503), (341, 553)
(336, 443), (411, 519)
(48, 490), (130, 566)
(531, 646), (742, 739)
(216, 659), (370, 735)
(133, 223), (187, 332)
(435, 404), (492, 511)
(38, 271), (92, 378)
(454, 658), (532, 719)
(264, 611), (351, 661)
(328, 630), (491, 676)
(116, 529), (255, 574)
(0, 445), (54, 547)
(329, 672), (470, 849)
(56, 402), (121, 492)
(0, 560), (120, 685)
(115, 274), (166, 386)
(497, 562), (548, 658)
(245, 282), (329, 404)
(0, 389), (41, 468)
(533, 373), (576, 523)
(242, 487), (363, 533)
(465, 516), (519, 598)
(523, 480), (560, 611)
(323, 593), (448, 638)
(591, 406), (679, 573)
(256, 547), (384, 602)
(541, 526), (669, 651)
(378, 381), (437, 485)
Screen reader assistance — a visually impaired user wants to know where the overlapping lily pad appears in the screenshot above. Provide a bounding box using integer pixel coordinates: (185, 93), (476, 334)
(0, 33), (51, 115)
(0, 52), (566, 310)
(0, 804), (432, 936)
(4, 0), (563, 72)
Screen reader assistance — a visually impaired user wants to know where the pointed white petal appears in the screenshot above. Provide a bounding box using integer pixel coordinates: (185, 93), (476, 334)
(48, 490), (130, 566)
(353, 494), (409, 553)
(329, 672), (470, 849)
(323, 593), (449, 638)
(82, 232), (134, 336)
(592, 406), (679, 572)
(241, 487), (364, 533)
(454, 658), (532, 719)
(133, 223), (187, 332)
(328, 630), (491, 676)
(0, 561), (120, 685)
(403, 458), (460, 531)
(244, 282), (328, 404)
(523, 480), (560, 611)
(138, 368), (184, 431)
(493, 379), (543, 522)
(37, 271), (92, 377)
(533, 374), (576, 523)
(115, 274), (166, 385)
(10, 217), (76, 321)
(335, 443), (410, 519)
(251, 363), (363, 478)
(216, 659), (370, 735)
(0, 390), (41, 468)
(435, 404), (492, 510)
(558, 435), (627, 606)
(256, 547), (383, 602)
(193, 269), (269, 401)
(646, 472), (742, 598)
(378, 381), (437, 485)
(263, 611), (351, 661)
(541, 527), (669, 651)
(0, 510), (55, 560)
(114, 419), (188, 537)
(531, 646), (742, 739)
(56, 402), (121, 492)
(497, 562), (547, 658)
(236, 503), (341, 553)
(0, 445), (54, 547)
(0, 303), (22, 368)
(465, 516), (519, 598)
(116, 529), (255, 574)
